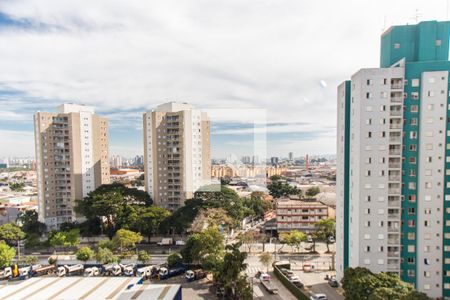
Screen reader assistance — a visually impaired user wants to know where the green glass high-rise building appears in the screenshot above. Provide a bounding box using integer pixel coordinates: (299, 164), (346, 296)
(337, 21), (450, 298)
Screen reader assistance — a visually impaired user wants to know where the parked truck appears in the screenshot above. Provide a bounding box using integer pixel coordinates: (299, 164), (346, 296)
(136, 265), (159, 279)
(19, 264), (41, 279)
(159, 266), (185, 280)
(120, 264), (135, 276)
(102, 264), (122, 276)
(57, 264), (84, 277)
(0, 267), (13, 280)
(261, 280), (278, 294)
(157, 238), (173, 246)
(32, 265), (56, 277)
(83, 267), (100, 277)
(185, 269), (206, 282)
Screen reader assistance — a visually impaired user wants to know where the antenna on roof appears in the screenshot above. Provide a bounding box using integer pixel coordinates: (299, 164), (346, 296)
(412, 9), (422, 24)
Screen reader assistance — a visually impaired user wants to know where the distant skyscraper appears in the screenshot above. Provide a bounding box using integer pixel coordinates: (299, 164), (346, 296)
(241, 156), (251, 164)
(34, 104), (110, 229)
(270, 157), (279, 166)
(143, 102), (211, 211)
(110, 155), (123, 168)
(337, 21), (450, 298)
(288, 152), (294, 161)
(134, 155), (144, 166)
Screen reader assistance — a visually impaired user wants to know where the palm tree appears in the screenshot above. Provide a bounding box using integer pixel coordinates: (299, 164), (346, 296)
(259, 252), (273, 272)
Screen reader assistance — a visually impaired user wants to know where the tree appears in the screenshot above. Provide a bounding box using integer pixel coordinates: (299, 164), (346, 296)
(214, 242), (251, 300)
(137, 250), (151, 264)
(9, 182), (25, 192)
(112, 229), (143, 253)
(96, 247), (118, 264)
(238, 231), (256, 253)
(17, 210), (46, 235)
(190, 208), (234, 233)
(400, 291), (431, 300)
(0, 241), (15, 267)
(342, 267), (414, 300)
(76, 247), (94, 262)
(259, 252), (273, 272)
(181, 226), (224, 269)
(315, 218), (336, 253)
(243, 193), (272, 219)
(267, 180), (300, 199)
(25, 255), (38, 265)
(167, 253), (183, 268)
(306, 186), (320, 197)
(132, 206), (171, 240)
(48, 229), (80, 251)
(75, 183), (152, 237)
(180, 233), (203, 264)
(0, 223), (26, 246)
(280, 230), (306, 253)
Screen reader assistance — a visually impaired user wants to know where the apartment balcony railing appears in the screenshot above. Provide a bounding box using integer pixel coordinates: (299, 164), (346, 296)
(389, 136), (401, 143)
(387, 226), (400, 233)
(388, 200), (401, 207)
(388, 175), (401, 181)
(391, 96), (403, 103)
(387, 251), (400, 257)
(390, 110), (402, 117)
(388, 188), (401, 194)
(391, 82), (403, 90)
(389, 123), (402, 129)
(388, 237), (400, 245)
(389, 150), (401, 156)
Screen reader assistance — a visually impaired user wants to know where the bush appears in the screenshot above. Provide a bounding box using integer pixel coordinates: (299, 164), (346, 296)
(76, 247), (94, 262)
(167, 253), (183, 268)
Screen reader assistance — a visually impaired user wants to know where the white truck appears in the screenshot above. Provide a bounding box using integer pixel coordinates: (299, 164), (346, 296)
(19, 264), (41, 279)
(102, 264), (122, 276)
(0, 267), (13, 280)
(57, 264), (84, 277)
(136, 265), (157, 279)
(83, 267), (100, 277)
(121, 264), (135, 276)
(157, 238), (173, 246)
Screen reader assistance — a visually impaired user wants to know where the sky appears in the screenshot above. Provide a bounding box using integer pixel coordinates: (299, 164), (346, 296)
(0, 0), (449, 159)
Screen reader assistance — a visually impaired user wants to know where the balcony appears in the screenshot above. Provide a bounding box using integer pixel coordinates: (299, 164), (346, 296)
(390, 110), (402, 117)
(388, 236), (400, 245)
(391, 79), (403, 90)
(388, 199), (401, 207)
(391, 96), (403, 103)
(389, 149), (401, 156)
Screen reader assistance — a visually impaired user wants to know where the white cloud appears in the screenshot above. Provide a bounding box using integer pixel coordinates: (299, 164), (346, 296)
(0, 0), (448, 156)
(0, 129), (34, 157)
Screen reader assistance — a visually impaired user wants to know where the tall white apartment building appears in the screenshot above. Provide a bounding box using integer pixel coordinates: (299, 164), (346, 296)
(34, 104), (110, 229)
(143, 102), (211, 210)
(337, 21), (450, 299)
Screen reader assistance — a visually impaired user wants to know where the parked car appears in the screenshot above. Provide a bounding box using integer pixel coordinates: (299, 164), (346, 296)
(292, 280), (304, 288)
(303, 264), (313, 273)
(288, 275), (300, 281)
(328, 278), (339, 287)
(259, 273), (271, 281)
(310, 293), (327, 300)
(280, 268), (294, 277)
(175, 240), (186, 246)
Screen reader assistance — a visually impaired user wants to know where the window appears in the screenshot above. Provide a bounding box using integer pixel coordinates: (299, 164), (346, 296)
(411, 105), (418, 112)
(394, 43), (400, 49)
(366, 92), (372, 99)
(436, 39), (442, 46)
(367, 79), (373, 85)
(366, 106), (373, 112)
(428, 91), (435, 97)
(408, 245), (415, 253)
(411, 92), (419, 99)
(412, 79), (420, 87)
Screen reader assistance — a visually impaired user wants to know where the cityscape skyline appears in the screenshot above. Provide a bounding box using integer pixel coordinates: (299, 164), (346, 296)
(1, 1), (448, 159)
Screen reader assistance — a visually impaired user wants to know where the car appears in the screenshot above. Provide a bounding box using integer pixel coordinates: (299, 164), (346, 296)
(328, 278), (339, 287)
(175, 240), (186, 246)
(292, 280), (304, 288)
(288, 275), (300, 282)
(259, 273), (271, 281)
(310, 293), (327, 300)
(328, 236), (335, 243)
(281, 268), (294, 276)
